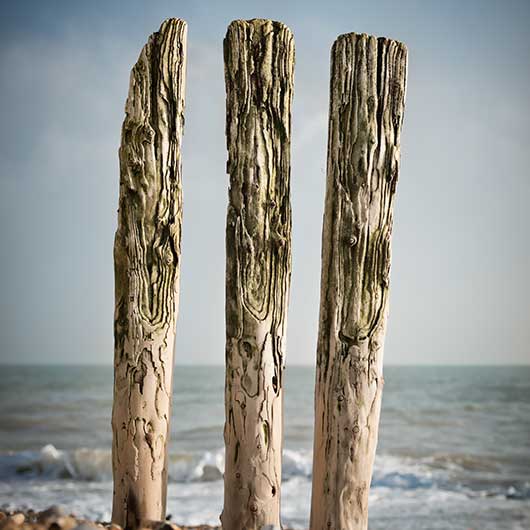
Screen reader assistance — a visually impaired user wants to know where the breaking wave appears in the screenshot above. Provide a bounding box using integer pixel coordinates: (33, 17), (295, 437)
(1, 444), (528, 501)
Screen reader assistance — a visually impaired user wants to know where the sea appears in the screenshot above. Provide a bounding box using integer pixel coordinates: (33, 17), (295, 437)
(0, 365), (529, 529)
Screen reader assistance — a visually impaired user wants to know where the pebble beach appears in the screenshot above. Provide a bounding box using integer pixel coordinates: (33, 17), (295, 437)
(0, 507), (220, 530)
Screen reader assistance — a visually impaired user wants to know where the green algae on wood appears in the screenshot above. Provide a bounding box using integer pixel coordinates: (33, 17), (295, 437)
(310, 32), (408, 530)
(112, 18), (186, 530)
(222, 18), (294, 530)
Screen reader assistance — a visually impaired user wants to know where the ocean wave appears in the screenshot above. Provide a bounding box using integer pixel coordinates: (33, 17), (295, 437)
(1, 444), (528, 502)
(0, 445), (112, 481)
(0, 445), (311, 484)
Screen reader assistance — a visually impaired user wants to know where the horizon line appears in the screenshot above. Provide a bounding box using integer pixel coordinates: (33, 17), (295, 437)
(1, 361), (529, 367)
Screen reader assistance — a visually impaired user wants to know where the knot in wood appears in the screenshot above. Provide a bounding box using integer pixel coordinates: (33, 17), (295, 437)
(347, 235), (358, 247)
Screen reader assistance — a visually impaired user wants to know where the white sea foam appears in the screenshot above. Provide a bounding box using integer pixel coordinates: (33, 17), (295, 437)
(2, 365), (529, 529)
(1, 445), (529, 529)
(1, 444), (428, 486)
(2, 443), (527, 499)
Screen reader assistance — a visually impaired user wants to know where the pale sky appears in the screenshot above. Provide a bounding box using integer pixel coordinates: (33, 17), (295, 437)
(0, 0), (529, 365)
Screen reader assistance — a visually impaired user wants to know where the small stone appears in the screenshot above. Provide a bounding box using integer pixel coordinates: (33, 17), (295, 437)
(37, 507), (64, 524)
(8, 514), (24, 526)
(49, 516), (77, 530)
(72, 523), (99, 530)
(0, 518), (27, 530)
(107, 525), (122, 530)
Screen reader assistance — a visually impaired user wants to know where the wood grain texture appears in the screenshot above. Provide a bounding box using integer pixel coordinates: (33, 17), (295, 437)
(310, 33), (407, 530)
(111, 18), (186, 530)
(222, 19), (294, 530)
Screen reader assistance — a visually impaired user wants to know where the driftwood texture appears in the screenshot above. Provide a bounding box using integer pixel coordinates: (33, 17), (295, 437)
(222, 19), (294, 530)
(310, 33), (407, 530)
(112, 18), (186, 530)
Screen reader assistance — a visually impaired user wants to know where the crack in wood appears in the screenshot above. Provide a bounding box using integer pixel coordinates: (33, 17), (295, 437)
(111, 18), (187, 530)
(310, 32), (407, 530)
(222, 19), (294, 530)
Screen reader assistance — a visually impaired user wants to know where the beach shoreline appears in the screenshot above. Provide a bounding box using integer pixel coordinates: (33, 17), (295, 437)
(2, 366), (529, 530)
(0, 508), (223, 530)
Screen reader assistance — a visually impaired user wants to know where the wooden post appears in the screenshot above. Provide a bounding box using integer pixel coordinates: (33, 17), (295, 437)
(310, 33), (407, 530)
(111, 18), (186, 530)
(222, 19), (294, 530)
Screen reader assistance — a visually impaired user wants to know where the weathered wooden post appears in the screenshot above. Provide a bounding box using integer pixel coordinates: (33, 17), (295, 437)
(310, 33), (407, 530)
(112, 18), (187, 529)
(222, 19), (294, 530)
